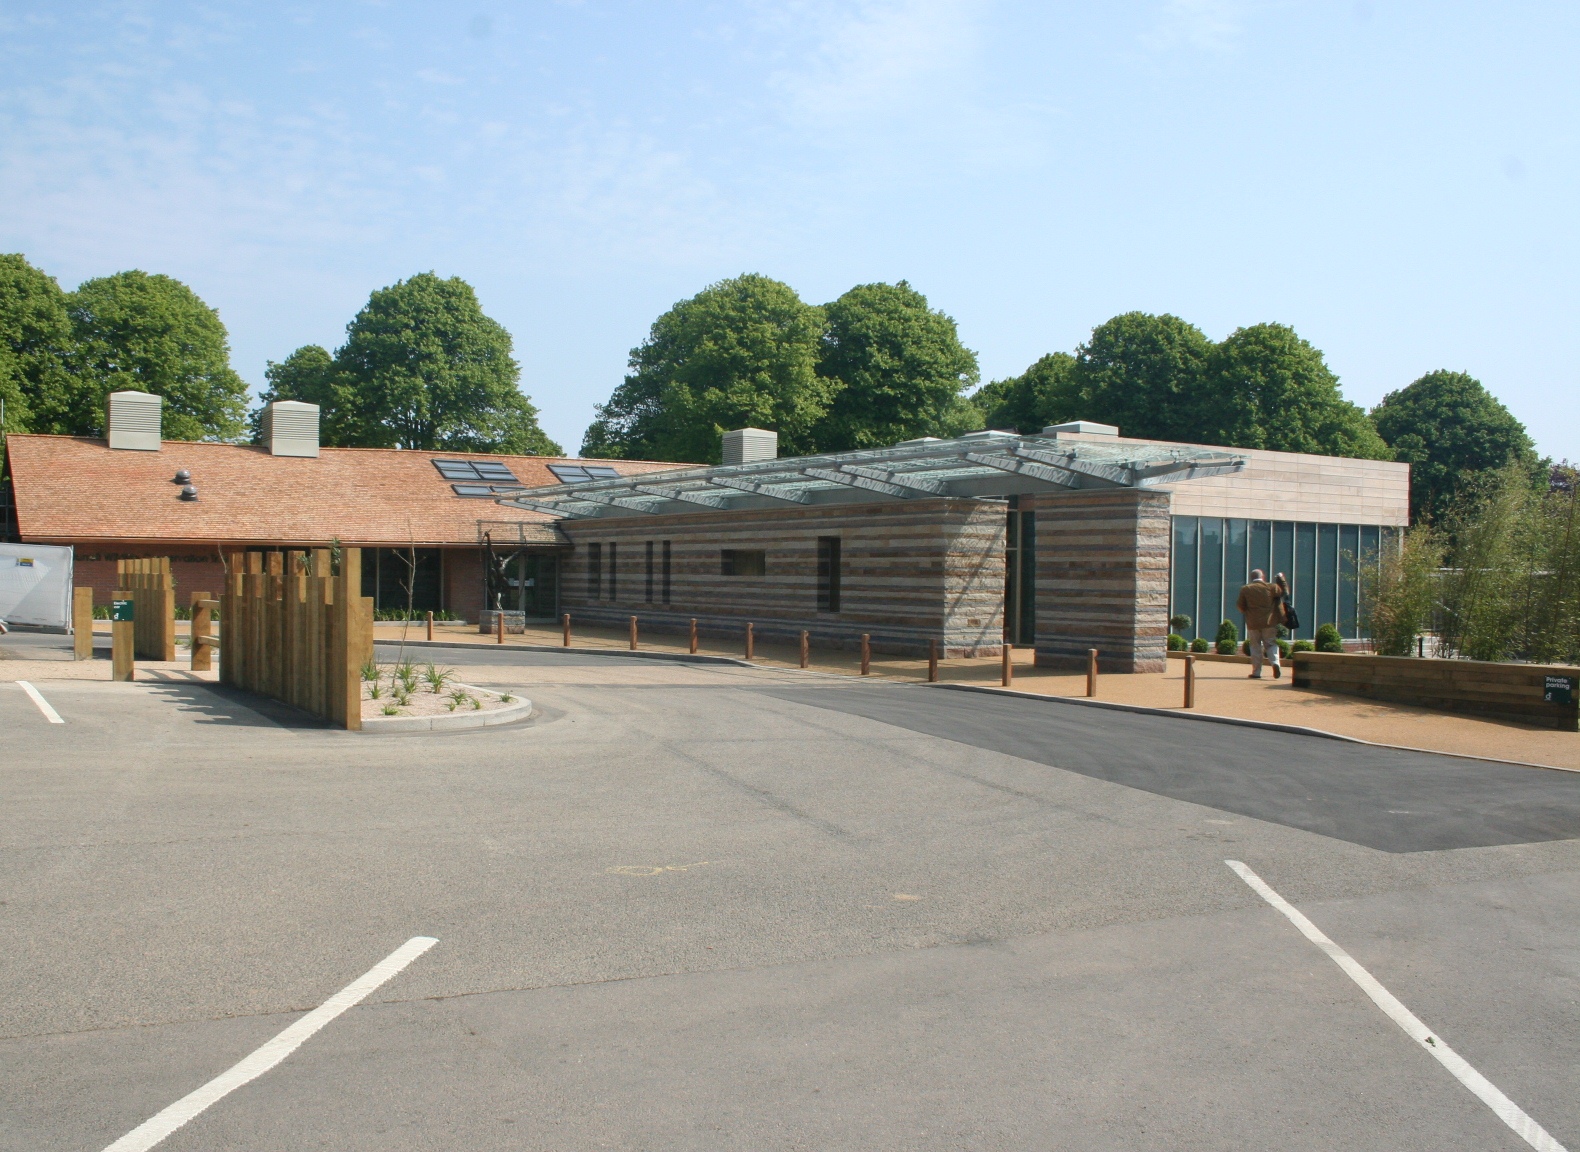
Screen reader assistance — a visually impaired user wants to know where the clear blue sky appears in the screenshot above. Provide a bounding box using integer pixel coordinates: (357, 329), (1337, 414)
(3, 2), (1575, 458)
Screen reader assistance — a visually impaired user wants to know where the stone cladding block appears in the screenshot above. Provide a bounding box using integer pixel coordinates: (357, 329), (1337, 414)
(1029, 488), (1171, 673)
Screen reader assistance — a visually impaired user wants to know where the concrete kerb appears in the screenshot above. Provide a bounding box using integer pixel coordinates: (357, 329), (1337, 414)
(359, 683), (533, 733)
(372, 637), (757, 668)
(924, 680), (1580, 775)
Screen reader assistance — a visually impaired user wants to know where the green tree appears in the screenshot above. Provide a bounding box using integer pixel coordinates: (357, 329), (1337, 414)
(809, 281), (981, 451)
(1371, 370), (1537, 524)
(973, 352), (1077, 432)
(251, 345), (341, 442)
(1196, 324), (1391, 458)
(0, 254), (74, 434)
(64, 271), (248, 441)
(1064, 312), (1213, 441)
(582, 274), (831, 463)
(320, 273), (559, 454)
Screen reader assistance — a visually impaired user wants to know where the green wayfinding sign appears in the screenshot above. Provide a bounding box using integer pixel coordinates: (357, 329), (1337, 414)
(1544, 675), (1576, 706)
(111, 599), (134, 622)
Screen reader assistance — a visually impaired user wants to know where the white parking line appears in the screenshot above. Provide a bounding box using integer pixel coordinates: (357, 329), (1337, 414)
(102, 936), (439, 1152)
(16, 681), (64, 724)
(1227, 860), (1567, 1152)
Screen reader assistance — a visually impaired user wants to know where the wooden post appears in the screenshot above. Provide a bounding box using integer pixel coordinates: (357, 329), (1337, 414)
(630, 615), (638, 650)
(191, 592), (214, 671)
(1184, 654), (1196, 709)
(928, 638), (938, 683)
(1001, 642), (1012, 686)
(1086, 648), (1098, 697)
(72, 587), (93, 660)
(563, 613), (571, 647)
(860, 633), (871, 676)
(689, 618), (698, 654)
(496, 609), (505, 644)
(426, 610), (434, 641)
(744, 622), (754, 660)
(111, 590), (134, 681)
(335, 547), (366, 731)
(800, 630), (809, 669)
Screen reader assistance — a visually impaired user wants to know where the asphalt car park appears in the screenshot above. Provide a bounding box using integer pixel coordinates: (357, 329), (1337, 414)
(2, 642), (1576, 1150)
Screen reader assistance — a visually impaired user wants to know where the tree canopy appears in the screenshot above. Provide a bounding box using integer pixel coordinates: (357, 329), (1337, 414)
(1197, 323), (1389, 457)
(810, 281), (981, 451)
(1371, 370), (1537, 524)
(582, 274), (832, 462)
(64, 271), (249, 441)
(973, 313), (1392, 462)
(0, 254), (75, 435)
(261, 273), (560, 455)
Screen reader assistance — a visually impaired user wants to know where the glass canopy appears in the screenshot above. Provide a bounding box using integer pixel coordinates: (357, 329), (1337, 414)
(494, 430), (1246, 519)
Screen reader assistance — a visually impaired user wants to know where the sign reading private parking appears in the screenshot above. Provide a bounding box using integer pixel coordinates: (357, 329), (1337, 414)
(111, 598), (134, 622)
(1543, 675), (1576, 705)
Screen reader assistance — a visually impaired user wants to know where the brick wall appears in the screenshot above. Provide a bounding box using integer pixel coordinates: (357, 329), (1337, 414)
(71, 547), (228, 609)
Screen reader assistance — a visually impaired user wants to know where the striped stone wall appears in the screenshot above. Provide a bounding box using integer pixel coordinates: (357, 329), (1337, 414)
(557, 499), (1006, 656)
(1028, 488), (1171, 673)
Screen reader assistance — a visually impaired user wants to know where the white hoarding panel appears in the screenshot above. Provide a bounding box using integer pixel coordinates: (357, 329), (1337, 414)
(0, 543), (74, 629)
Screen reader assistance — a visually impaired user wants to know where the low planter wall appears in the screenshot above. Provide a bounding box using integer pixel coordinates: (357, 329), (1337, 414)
(1291, 651), (1580, 731)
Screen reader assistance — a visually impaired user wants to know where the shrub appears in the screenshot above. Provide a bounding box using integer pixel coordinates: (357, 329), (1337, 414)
(1169, 613), (1193, 635)
(1277, 639), (1291, 659)
(1292, 639), (1315, 652)
(1214, 619), (1239, 655)
(1190, 637), (1210, 653)
(1167, 633), (1185, 651)
(1314, 623), (1344, 653)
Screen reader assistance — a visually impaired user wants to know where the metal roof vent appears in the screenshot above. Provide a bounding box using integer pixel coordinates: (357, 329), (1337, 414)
(173, 469), (191, 484)
(1043, 420), (1120, 438)
(106, 391), (162, 451)
(260, 400), (320, 457)
(722, 427), (777, 466)
(179, 484), (198, 501)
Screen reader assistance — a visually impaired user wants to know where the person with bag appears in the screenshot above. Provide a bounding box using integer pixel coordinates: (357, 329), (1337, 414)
(1275, 572), (1298, 634)
(1236, 569), (1283, 679)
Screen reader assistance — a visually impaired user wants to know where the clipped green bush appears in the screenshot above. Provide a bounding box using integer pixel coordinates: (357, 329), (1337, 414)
(1292, 639), (1315, 652)
(1214, 618), (1239, 655)
(1277, 639), (1291, 659)
(1190, 637), (1210, 653)
(1314, 623), (1344, 653)
(1167, 633), (1186, 651)
(1169, 613), (1193, 635)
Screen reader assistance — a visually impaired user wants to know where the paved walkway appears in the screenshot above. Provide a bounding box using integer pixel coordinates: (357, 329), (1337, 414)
(375, 620), (1580, 773)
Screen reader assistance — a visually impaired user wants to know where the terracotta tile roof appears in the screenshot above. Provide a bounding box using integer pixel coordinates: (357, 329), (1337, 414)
(4, 435), (691, 548)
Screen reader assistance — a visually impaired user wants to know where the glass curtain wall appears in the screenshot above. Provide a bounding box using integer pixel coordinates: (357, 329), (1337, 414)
(1169, 517), (1394, 642)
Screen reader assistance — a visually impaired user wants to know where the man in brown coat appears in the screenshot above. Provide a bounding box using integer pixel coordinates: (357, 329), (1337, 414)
(1236, 568), (1283, 679)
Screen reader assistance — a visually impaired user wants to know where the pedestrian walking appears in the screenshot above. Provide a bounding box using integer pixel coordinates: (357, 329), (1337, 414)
(1236, 568), (1283, 679)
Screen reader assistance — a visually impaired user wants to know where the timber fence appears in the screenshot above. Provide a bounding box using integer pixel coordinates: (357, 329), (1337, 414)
(221, 547), (373, 730)
(116, 557), (176, 661)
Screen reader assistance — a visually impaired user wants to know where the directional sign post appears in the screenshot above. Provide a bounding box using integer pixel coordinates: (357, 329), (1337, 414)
(111, 592), (134, 681)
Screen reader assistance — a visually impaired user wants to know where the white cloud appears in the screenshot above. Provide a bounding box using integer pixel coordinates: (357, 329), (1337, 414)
(1147, 0), (1249, 53)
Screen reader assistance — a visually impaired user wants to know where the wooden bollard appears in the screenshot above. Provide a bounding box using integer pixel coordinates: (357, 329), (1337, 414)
(860, 634), (871, 676)
(563, 613), (571, 647)
(630, 615), (638, 650)
(1086, 648), (1098, 697)
(744, 622), (754, 660)
(190, 592), (214, 671)
(1184, 653), (1196, 709)
(497, 610), (505, 644)
(689, 618), (698, 654)
(928, 638), (938, 683)
(111, 590), (134, 681)
(1001, 642), (1012, 686)
(72, 587), (93, 661)
(426, 610), (434, 641)
(800, 630), (809, 669)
